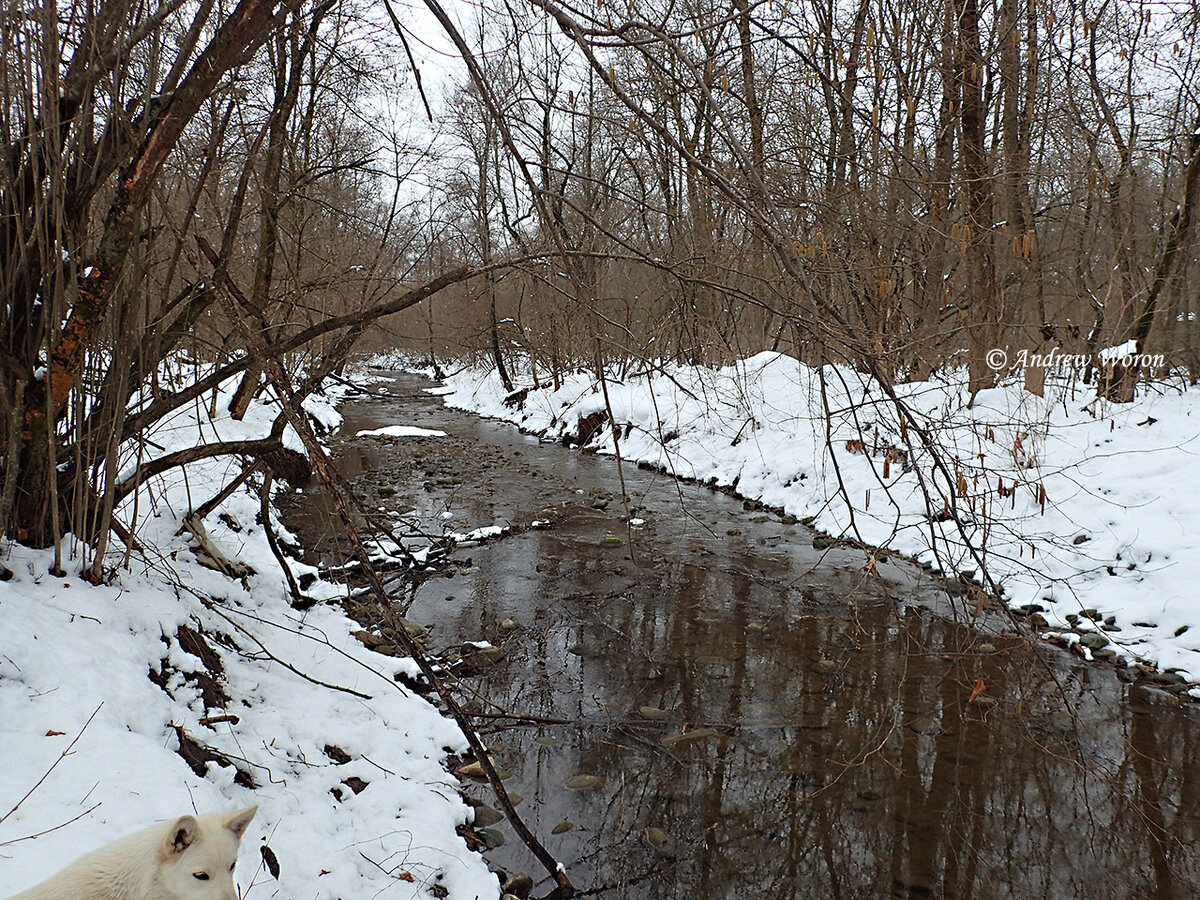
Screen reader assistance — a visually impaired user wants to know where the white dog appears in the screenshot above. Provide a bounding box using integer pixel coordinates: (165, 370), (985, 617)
(5, 807), (257, 900)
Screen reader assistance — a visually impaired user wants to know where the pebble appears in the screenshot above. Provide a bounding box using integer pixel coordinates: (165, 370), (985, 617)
(473, 805), (504, 827)
(564, 774), (601, 791)
(476, 645), (507, 665)
(504, 872), (534, 899)
(1152, 671), (1187, 685)
(478, 827), (506, 848)
(456, 760), (489, 779)
(641, 827), (676, 857)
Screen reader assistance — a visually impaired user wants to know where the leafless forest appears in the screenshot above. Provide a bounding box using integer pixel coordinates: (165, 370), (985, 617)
(2, 0), (1198, 558)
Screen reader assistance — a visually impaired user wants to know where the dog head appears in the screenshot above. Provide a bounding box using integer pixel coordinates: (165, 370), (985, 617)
(156, 806), (257, 900)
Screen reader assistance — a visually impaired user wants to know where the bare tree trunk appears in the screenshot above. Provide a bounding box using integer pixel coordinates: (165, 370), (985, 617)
(232, 9), (330, 419)
(1109, 127), (1200, 400)
(998, 0), (1047, 395)
(913, 5), (956, 379)
(488, 274), (513, 391)
(954, 0), (999, 395)
(733, 0), (769, 347)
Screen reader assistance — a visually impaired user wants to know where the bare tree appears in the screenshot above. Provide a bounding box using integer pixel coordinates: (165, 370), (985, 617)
(0, 0), (491, 553)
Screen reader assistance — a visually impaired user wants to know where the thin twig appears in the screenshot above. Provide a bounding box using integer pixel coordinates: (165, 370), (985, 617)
(0, 703), (103, 827)
(204, 604), (372, 700)
(0, 803), (102, 847)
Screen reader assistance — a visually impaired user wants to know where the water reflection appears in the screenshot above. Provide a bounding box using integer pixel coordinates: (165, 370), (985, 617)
(287, 375), (1200, 899)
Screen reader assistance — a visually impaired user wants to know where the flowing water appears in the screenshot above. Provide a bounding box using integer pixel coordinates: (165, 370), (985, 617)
(281, 372), (1200, 899)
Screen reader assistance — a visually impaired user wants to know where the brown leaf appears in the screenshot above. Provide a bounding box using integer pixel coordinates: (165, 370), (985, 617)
(968, 677), (986, 704)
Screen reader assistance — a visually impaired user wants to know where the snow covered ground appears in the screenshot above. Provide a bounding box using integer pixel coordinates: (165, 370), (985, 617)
(378, 350), (1200, 692)
(0, 374), (499, 899)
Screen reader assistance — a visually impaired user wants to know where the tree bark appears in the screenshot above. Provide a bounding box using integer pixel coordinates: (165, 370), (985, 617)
(954, 0), (999, 395)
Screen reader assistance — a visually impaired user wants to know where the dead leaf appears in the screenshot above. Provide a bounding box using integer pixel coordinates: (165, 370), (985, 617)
(968, 678), (986, 704)
(260, 845), (280, 879)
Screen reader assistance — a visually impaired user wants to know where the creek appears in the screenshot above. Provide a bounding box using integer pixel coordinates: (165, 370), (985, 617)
(280, 371), (1200, 899)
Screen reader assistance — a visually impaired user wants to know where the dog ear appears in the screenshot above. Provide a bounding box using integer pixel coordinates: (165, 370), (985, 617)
(164, 816), (200, 858)
(222, 805), (257, 839)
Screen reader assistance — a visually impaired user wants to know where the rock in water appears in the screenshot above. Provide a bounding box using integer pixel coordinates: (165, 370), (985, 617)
(504, 872), (534, 898)
(456, 756), (495, 779)
(478, 827), (506, 848)
(473, 805), (504, 827)
(641, 826), (676, 857)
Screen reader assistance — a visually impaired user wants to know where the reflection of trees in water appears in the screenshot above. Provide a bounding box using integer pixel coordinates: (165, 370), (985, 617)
(456, 550), (1200, 898)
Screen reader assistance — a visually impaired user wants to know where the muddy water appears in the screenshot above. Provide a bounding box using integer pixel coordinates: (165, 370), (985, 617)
(282, 373), (1200, 899)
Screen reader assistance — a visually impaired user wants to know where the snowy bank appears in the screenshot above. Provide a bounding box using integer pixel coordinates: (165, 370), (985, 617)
(383, 351), (1199, 690)
(0, 374), (498, 899)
